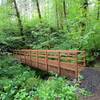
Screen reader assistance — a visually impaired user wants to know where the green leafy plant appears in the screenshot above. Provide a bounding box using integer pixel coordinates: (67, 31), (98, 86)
(35, 77), (78, 100)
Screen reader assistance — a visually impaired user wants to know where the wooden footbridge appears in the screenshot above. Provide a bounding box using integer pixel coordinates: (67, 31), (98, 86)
(13, 50), (86, 79)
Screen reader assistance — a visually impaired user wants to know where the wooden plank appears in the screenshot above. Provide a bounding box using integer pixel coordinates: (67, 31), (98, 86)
(48, 60), (59, 67)
(61, 57), (76, 61)
(31, 54), (37, 56)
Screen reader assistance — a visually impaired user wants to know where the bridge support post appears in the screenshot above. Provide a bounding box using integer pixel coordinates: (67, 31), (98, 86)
(45, 50), (48, 72)
(30, 50), (32, 66)
(36, 50), (38, 68)
(25, 51), (27, 64)
(83, 51), (86, 67)
(58, 52), (61, 75)
(75, 52), (79, 81)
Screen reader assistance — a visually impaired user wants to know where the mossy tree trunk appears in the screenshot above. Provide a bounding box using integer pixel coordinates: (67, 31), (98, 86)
(13, 0), (25, 42)
(97, 0), (100, 20)
(63, 0), (67, 18)
(36, 0), (42, 21)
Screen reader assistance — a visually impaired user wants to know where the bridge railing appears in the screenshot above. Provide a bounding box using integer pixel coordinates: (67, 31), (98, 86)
(13, 49), (86, 79)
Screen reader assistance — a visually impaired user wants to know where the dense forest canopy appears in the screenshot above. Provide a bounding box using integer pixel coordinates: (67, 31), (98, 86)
(0, 0), (100, 62)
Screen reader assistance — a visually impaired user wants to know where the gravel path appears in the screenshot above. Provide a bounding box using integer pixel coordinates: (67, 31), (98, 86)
(80, 67), (100, 100)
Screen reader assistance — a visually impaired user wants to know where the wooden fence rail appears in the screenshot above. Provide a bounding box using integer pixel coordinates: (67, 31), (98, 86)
(13, 50), (86, 79)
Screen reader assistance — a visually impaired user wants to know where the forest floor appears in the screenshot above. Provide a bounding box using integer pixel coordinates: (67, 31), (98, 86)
(80, 59), (100, 100)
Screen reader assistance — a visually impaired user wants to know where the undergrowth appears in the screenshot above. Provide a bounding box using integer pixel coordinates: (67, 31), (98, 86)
(0, 55), (90, 100)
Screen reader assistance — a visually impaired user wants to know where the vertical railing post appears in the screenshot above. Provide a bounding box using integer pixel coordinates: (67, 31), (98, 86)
(25, 51), (26, 64)
(21, 50), (23, 63)
(23, 51), (24, 63)
(45, 50), (48, 72)
(66, 51), (70, 64)
(19, 50), (21, 62)
(36, 50), (38, 68)
(83, 51), (86, 67)
(58, 51), (61, 75)
(30, 50), (32, 66)
(75, 52), (79, 81)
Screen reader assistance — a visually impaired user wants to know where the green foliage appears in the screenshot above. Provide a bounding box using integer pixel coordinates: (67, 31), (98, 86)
(0, 55), (38, 100)
(36, 77), (78, 100)
(0, 55), (90, 100)
(0, 0), (99, 62)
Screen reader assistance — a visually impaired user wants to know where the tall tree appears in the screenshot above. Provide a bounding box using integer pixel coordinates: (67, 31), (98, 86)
(63, 0), (67, 18)
(55, 0), (60, 28)
(35, 0), (42, 20)
(97, 0), (100, 20)
(54, 0), (65, 29)
(13, 0), (25, 41)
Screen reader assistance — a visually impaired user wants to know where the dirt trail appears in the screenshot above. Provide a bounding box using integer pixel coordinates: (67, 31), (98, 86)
(80, 66), (100, 100)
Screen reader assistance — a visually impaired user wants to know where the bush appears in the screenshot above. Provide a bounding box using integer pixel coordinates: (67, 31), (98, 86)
(35, 77), (78, 100)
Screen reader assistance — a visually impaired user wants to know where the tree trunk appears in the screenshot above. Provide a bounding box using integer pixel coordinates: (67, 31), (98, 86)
(36, 0), (42, 20)
(97, 0), (100, 20)
(13, 0), (25, 41)
(55, 0), (59, 28)
(63, 0), (66, 18)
